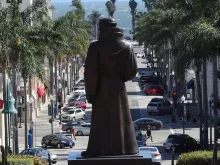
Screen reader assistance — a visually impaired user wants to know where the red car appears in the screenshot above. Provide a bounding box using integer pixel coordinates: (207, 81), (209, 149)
(63, 101), (86, 111)
(143, 84), (164, 95)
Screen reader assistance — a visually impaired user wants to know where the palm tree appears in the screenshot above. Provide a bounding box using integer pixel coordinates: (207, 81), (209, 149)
(88, 10), (102, 39)
(142, 0), (156, 11)
(105, 0), (116, 18)
(135, 0), (220, 150)
(129, 0), (137, 37)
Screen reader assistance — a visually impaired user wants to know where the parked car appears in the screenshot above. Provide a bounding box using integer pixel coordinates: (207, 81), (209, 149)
(68, 95), (78, 103)
(134, 118), (163, 130)
(20, 148), (58, 164)
(137, 71), (156, 80)
(76, 94), (87, 103)
(63, 101), (86, 111)
(61, 120), (87, 133)
(73, 85), (85, 92)
(143, 84), (164, 95)
(41, 134), (75, 149)
(163, 133), (201, 153)
(73, 88), (85, 95)
(139, 147), (161, 165)
(62, 107), (78, 112)
(139, 76), (158, 86)
(74, 123), (91, 136)
(61, 109), (85, 122)
(147, 98), (173, 115)
(137, 140), (146, 147)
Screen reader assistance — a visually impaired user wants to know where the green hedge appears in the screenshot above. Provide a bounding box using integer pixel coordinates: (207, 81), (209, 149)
(0, 154), (48, 165)
(177, 151), (220, 165)
(0, 159), (33, 165)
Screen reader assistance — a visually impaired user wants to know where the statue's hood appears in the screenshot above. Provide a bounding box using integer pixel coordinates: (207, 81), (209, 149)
(99, 27), (124, 40)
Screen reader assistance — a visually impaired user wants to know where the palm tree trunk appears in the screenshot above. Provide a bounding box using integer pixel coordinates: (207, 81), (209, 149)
(195, 62), (203, 147)
(66, 59), (69, 95)
(202, 57), (209, 149)
(2, 62), (8, 155)
(132, 13), (135, 37)
(212, 56), (218, 164)
(49, 59), (53, 96)
(55, 57), (58, 119)
(70, 59), (73, 92)
(23, 78), (28, 149)
(29, 76), (33, 147)
(12, 63), (19, 154)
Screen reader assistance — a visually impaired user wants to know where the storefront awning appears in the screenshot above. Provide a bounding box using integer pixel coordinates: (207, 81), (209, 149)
(186, 79), (194, 89)
(37, 87), (45, 97)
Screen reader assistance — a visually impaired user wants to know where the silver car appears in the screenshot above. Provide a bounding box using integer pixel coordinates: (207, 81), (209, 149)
(74, 123), (91, 136)
(147, 98), (173, 115)
(139, 147), (161, 164)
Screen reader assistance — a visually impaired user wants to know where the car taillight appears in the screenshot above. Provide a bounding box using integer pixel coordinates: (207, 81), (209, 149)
(154, 154), (160, 157)
(160, 122), (163, 125)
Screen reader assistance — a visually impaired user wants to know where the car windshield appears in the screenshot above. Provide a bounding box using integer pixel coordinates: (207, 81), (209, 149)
(21, 149), (37, 155)
(67, 111), (75, 114)
(140, 148), (157, 152)
(56, 134), (68, 140)
(151, 98), (162, 102)
(148, 103), (157, 107)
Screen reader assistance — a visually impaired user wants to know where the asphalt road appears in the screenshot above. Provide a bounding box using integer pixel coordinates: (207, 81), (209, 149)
(17, 47), (200, 165)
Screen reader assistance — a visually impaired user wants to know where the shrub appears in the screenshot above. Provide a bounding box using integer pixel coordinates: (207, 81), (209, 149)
(177, 151), (220, 165)
(0, 159), (34, 165)
(7, 155), (47, 165)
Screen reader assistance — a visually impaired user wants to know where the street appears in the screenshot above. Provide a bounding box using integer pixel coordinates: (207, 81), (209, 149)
(17, 47), (201, 165)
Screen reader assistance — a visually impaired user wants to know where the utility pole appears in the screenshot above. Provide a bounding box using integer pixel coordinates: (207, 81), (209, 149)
(212, 56), (218, 165)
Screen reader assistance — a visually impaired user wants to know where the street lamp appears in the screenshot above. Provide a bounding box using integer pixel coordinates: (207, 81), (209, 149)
(209, 95), (213, 149)
(181, 95), (186, 134)
(2, 79), (18, 155)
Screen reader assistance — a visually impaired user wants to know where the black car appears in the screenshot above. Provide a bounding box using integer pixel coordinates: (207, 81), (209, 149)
(139, 76), (158, 86)
(134, 118), (163, 130)
(163, 134), (201, 153)
(20, 148), (58, 164)
(41, 134), (75, 149)
(61, 120), (86, 133)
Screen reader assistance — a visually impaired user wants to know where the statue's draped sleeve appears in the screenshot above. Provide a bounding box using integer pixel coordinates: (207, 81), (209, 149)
(123, 44), (137, 81)
(84, 41), (99, 98)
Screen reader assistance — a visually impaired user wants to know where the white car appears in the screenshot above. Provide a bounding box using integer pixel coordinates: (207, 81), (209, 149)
(139, 147), (161, 164)
(61, 109), (85, 122)
(73, 88), (85, 95)
(74, 123), (91, 136)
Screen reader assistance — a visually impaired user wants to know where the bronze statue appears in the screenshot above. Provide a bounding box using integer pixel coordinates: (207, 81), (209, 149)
(83, 17), (138, 157)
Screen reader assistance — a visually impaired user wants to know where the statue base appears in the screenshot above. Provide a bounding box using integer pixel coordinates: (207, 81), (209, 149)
(68, 152), (152, 165)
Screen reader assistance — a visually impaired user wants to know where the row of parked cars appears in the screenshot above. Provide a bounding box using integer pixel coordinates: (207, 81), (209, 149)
(60, 79), (87, 122)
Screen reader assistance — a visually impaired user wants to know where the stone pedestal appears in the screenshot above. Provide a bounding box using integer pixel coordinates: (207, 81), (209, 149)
(68, 152), (152, 165)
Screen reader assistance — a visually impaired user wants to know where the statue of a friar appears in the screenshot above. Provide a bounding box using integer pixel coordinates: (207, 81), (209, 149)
(83, 17), (138, 157)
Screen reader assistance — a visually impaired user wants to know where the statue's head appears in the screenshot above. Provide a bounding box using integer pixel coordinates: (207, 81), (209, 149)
(99, 17), (117, 31)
